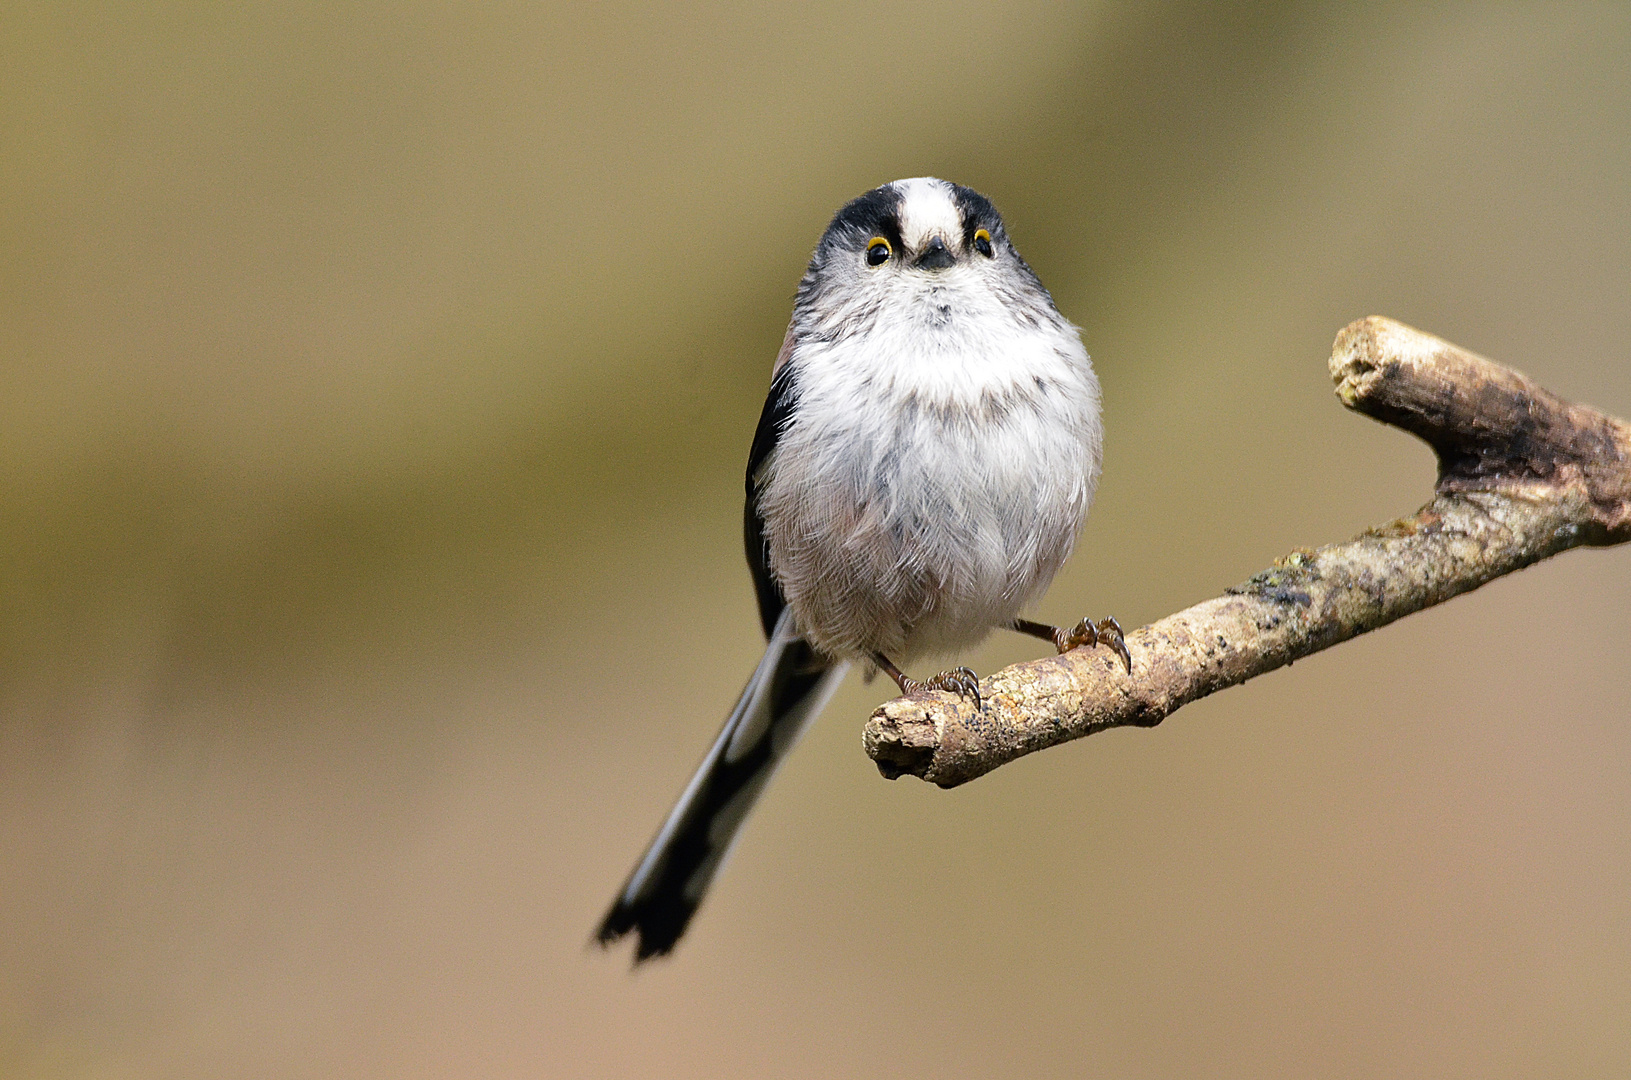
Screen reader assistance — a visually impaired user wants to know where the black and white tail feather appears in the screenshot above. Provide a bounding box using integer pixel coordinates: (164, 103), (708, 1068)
(594, 611), (848, 961)
(596, 358), (845, 961)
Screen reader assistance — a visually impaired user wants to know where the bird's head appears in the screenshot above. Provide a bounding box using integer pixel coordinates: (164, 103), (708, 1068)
(795, 177), (1053, 340)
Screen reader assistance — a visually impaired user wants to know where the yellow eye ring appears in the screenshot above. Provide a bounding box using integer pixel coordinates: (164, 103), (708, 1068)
(865, 237), (892, 266)
(973, 228), (994, 257)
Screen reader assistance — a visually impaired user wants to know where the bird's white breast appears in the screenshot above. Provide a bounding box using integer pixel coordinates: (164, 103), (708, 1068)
(759, 272), (1102, 664)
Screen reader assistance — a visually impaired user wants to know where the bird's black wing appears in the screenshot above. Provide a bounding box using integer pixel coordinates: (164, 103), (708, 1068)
(744, 357), (799, 638)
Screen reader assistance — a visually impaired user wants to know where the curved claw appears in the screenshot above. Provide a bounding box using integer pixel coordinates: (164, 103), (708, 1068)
(1098, 617), (1133, 675)
(874, 655), (983, 708)
(1059, 615), (1133, 675)
(921, 665), (982, 707)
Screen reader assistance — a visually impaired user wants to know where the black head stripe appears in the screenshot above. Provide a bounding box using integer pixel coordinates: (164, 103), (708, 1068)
(821, 184), (904, 253)
(950, 183), (1004, 249)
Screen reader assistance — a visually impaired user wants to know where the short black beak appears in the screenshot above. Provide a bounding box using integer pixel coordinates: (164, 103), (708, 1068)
(914, 235), (956, 271)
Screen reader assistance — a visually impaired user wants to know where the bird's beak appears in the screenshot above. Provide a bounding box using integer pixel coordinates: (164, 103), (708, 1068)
(914, 234), (956, 271)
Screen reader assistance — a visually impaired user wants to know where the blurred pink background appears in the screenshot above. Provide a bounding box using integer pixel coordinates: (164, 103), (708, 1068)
(3, 4), (1628, 1077)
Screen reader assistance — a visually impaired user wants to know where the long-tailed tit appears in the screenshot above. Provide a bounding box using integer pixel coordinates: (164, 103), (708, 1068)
(596, 178), (1127, 962)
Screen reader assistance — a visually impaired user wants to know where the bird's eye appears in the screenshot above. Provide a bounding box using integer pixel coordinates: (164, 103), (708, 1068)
(973, 228), (994, 258)
(866, 237), (892, 266)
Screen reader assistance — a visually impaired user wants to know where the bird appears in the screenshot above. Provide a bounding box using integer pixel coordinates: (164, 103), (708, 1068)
(596, 177), (1127, 962)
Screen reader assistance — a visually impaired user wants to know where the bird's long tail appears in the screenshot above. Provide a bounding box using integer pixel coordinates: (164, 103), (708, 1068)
(595, 610), (849, 962)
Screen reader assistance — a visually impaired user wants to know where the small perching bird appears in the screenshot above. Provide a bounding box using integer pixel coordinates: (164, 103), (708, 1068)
(596, 178), (1127, 962)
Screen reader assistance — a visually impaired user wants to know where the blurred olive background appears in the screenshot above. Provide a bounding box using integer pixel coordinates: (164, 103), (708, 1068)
(3, 2), (1629, 1077)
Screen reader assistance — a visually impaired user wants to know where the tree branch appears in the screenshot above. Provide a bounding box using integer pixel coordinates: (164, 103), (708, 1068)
(863, 317), (1631, 788)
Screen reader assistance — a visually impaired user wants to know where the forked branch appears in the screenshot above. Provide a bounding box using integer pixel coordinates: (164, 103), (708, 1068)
(864, 317), (1631, 788)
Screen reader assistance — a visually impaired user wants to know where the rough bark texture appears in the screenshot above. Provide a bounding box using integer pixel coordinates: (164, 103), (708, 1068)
(864, 317), (1631, 788)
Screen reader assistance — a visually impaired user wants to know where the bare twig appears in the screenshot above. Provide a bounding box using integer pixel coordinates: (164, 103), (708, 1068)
(864, 317), (1631, 788)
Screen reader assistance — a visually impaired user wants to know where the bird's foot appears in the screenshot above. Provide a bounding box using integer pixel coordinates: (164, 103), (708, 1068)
(1058, 616), (1132, 673)
(1012, 616), (1133, 674)
(873, 654), (982, 707)
(909, 666), (982, 704)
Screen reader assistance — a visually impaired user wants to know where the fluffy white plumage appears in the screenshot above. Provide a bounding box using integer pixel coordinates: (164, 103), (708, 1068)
(759, 177), (1102, 663)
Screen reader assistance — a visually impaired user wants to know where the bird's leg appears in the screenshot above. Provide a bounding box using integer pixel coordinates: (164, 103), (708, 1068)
(1011, 616), (1133, 674)
(873, 653), (981, 706)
